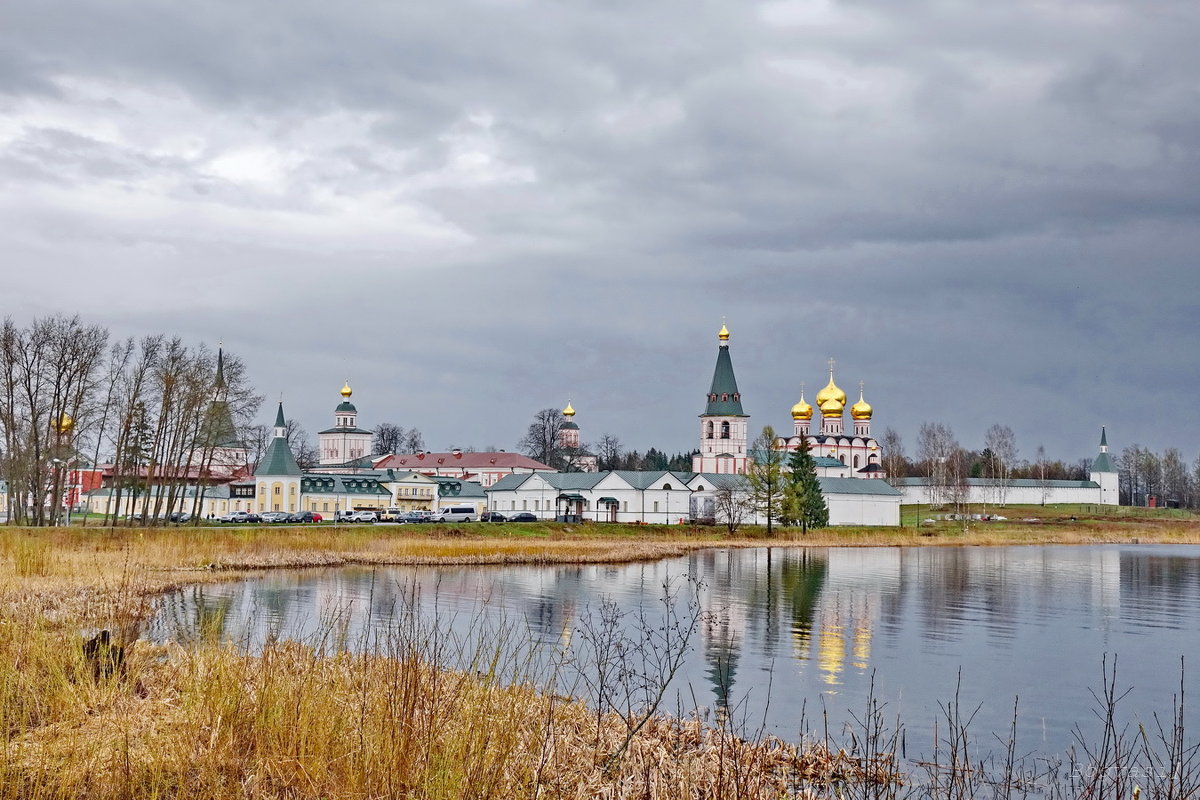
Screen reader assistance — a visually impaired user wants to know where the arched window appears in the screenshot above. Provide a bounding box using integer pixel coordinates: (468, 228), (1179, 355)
(696, 484), (704, 491)
(663, 483), (673, 490)
(839, 455), (846, 465)
(720, 421), (730, 439)
(706, 421), (714, 439)
(853, 455), (860, 468)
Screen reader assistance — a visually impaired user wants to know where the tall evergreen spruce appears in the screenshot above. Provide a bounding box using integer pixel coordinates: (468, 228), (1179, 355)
(783, 440), (829, 533)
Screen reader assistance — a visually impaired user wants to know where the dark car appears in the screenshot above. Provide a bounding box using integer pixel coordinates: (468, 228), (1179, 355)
(480, 511), (507, 522)
(507, 512), (538, 523)
(286, 511), (320, 523)
(167, 511), (191, 523)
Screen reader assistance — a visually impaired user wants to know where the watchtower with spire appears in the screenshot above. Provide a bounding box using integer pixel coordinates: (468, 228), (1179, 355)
(1090, 427), (1118, 505)
(255, 402), (303, 513)
(692, 323), (750, 475)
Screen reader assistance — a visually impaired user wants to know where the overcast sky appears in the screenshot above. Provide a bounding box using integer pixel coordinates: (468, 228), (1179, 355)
(3, 0), (1198, 465)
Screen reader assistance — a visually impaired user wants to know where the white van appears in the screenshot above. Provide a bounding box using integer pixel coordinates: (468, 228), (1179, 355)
(435, 506), (476, 523)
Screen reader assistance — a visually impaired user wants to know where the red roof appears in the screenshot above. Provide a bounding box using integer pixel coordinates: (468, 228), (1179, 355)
(374, 452), (553, 471)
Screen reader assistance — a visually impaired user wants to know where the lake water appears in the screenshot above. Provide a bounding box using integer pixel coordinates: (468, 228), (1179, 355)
(148, 544), (1200, 760)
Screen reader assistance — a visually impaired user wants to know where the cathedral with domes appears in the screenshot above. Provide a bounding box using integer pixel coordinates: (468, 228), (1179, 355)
(692, 324), (883, 478)
(779, 361), (883, 477)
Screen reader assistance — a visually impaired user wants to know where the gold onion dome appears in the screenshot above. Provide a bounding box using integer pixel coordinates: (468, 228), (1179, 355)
(815, 374), (846, 408)
(851, 388), (873, 420)
(54, 412), (75, 434)
(562, 401), (576, 418)
(340, 382), (353, 399)
(819, 397), (844, 417)
(791, 394), (813, 421)
(718, 323), (730, 342)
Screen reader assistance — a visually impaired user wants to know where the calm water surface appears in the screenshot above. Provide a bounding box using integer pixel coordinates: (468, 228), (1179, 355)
(149, 545), (1200, 758)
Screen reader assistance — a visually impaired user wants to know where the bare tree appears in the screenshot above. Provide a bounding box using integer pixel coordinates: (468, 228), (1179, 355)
(372, 422), (404, 455)
(1035, 444), (1050, 505)
(1161, 448), (1188, 508)
(596, 433), (623, 471)
(917, 422), (958, 508)
(286, 419), (319, 469)
(879, 427), (906, 486)
(711, 482), (751, 534)
(0, 315), (108, 526)
(984, 424), (1018, 506)
(518, 408), (564, 468)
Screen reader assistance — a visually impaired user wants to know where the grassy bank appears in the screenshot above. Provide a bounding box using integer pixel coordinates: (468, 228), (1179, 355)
(2, 511), (1198, 798)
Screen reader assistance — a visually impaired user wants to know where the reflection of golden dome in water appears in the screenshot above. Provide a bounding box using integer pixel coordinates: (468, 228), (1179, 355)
(791, 392), (813, 421)
(851, 388), (873, 420)
(817, 616), (846, 686)
(340, 382), (353, 399)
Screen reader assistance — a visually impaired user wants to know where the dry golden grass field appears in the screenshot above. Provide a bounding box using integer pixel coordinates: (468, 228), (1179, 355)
(2, 506), (1197, 798)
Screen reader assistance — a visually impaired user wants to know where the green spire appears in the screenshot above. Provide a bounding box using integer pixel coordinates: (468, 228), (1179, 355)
(257, 402), (301, 477)
(1091, 426), (1114, 473)
(703, 343), (746, 416)
(215, 347), (226, 390)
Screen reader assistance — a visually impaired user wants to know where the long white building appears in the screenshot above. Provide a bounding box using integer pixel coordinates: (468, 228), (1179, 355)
(486, 469), (902, 526)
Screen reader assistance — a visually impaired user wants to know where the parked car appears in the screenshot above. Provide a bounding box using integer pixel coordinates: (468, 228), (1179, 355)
(435, 506), (476, 523)
(400, 510), (433, 523)
(378, 507), (405, 522)
(480, 511), (507, 522)
(349, 510), (378, 523)
(285, 511), (321, 523)
(260, 511), (290, 523)
(167, 511), (191, 523)
(219, 511), (249, 523)
(507, 512), (538, 523)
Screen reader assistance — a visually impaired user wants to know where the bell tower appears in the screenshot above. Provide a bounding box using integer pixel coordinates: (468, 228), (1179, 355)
(692, 323), (750, 475)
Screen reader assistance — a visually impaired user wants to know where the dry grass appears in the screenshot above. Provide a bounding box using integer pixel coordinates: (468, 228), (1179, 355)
(2, 513), (1197, 798)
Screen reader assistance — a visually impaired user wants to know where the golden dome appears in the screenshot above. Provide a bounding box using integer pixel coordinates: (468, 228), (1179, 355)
(815, 365), (846, 408)
(790, 392), (813, 421)
(819, 397), (844, 417)
(562, 401), (576, 418)
(54, 412), (75, 434)
(718, 323), (730, 342)
(851, 387), (873, 420)
(340, 382), (353, 399)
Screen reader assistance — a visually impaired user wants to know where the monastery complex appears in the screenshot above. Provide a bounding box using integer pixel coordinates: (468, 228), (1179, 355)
(65, 323), (1118, 527)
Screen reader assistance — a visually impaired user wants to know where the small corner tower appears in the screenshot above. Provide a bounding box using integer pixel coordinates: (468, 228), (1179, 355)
(1090, 426), (1118, 505)
(692, 323), (750, 475)
(255, 402), (303, 513)
(318, 382), (374, 466)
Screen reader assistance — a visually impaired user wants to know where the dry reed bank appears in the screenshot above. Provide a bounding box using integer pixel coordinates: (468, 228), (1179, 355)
(2, 509), (1198, 798)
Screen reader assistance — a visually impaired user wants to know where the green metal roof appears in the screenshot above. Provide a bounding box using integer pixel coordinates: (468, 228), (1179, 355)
(255, 403), (302, 477)
(598, 496), (619, 504)
(300, 474), (389, 495)
(557, 493), (585, 501)
(896, 477), (1100, 490)
(817, 477), (902, 496)
(335, 401), (357, 413)
(702, 345), (746, 417)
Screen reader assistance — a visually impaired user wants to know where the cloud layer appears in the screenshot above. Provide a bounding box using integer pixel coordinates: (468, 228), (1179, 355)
(3, 0), (1198, 463)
